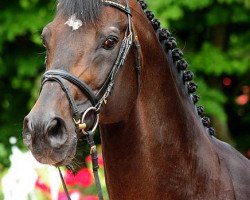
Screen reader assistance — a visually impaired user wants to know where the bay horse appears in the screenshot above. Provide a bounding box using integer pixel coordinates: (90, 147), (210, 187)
(22, 0), (250, 199)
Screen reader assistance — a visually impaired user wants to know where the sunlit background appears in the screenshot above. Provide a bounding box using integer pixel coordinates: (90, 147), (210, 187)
(0, 0), (250, 199)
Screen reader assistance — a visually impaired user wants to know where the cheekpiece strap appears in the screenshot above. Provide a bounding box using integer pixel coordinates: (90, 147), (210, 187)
(102, 0), (132, 15)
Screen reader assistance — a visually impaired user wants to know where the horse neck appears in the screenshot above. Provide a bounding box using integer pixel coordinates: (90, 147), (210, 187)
(100, 12), (222, 199)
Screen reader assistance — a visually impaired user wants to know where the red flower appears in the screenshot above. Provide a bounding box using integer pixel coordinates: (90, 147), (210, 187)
(64, 168), (93, 187)
(75, 168), (93, 188)
(223, 77), (232, 86)
(65, 170), (76, 186)
(35, 177), (51, 193)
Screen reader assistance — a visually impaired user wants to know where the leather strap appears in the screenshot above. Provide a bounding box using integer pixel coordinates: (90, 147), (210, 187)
(43, 70), (98, 106)
(102, 0), (132, 15)
(58, 167), (71, 200)
(41, 75), (81, 120)
(86, 133), (103, 200)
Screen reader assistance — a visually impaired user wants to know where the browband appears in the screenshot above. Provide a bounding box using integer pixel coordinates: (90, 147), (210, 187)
(102, 0), (132, 15)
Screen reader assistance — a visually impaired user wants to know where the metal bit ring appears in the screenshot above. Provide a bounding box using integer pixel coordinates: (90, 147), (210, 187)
(81, 107), (99, 135)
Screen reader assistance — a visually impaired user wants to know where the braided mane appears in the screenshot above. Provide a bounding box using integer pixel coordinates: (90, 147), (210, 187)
(137, 0), (216, 137)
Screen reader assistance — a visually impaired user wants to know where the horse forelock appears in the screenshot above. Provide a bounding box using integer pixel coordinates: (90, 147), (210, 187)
(57, 0), (105, 24)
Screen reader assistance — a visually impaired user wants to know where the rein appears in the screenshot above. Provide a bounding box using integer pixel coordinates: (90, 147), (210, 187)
(40, 0), (141, 199)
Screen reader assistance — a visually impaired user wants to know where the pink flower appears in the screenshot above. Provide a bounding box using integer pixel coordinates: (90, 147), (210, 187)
(75, 168), (93, 188)
(58, 190), (82, 200)
(236, 94), (249, 106)
(35, 177), (51, 193)
(58, 192), (68, 200)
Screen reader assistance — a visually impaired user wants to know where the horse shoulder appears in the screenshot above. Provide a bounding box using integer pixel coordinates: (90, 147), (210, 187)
(211, 137), (250, 200)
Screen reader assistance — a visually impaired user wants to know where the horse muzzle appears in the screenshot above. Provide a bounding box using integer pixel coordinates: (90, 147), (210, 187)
(22, 108), (77, 166)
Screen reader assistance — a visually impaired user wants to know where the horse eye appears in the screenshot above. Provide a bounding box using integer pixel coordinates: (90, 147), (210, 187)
(102, 37), (118, 50)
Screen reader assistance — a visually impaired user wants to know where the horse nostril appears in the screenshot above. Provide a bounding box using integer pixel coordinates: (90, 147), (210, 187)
(22, 117), (33, 146)
(23, 117), (31, 132)
(47, 119), (61, 137)
(46, 118), (68, 148)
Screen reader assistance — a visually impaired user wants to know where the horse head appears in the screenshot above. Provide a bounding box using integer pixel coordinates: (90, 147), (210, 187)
(23, 0), (141, 166)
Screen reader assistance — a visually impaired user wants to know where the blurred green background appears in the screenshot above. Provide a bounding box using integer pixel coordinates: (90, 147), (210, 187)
(0, 0), (249, 173)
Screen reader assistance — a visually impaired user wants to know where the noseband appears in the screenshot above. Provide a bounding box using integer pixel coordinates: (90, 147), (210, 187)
(41, 1), (141, 199)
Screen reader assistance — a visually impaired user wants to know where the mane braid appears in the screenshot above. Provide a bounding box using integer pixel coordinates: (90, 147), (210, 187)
(57, 0), (103, 24)
(137, 0), (216, 137)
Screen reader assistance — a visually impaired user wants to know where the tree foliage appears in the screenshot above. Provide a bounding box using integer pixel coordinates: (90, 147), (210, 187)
(0, 0), (55, 168)
(148, 0), (250, 149)
(0, 0), (249, 168)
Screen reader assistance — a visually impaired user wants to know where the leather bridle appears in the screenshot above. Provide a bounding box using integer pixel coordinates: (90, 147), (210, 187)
(40, 0), (141, 199)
